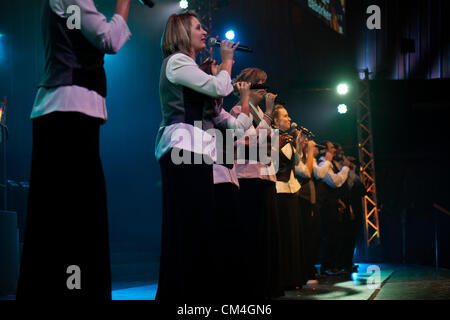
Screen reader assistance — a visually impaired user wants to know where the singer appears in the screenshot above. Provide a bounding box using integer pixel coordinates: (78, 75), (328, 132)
(17, 0), (132, 300)
(272, 105), (313, 290)
(198, 58), (254, 299)
(230, 68), (283, 299)
(155, 11), (238, 301)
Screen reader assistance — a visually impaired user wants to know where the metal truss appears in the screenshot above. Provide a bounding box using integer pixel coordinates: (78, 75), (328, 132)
(356, 70), (380, 249)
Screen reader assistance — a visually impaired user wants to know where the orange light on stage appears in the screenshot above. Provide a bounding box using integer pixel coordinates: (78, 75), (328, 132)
(0, 97), (6, 124)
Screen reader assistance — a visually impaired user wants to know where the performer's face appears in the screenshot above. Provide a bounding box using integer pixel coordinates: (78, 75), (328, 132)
(326, 142), (337, 155)
(190, 17), (207, 54)
(274, 107), (291, 132)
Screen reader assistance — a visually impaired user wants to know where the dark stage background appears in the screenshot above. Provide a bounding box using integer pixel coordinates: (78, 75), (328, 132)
(0, 0), (449, 283)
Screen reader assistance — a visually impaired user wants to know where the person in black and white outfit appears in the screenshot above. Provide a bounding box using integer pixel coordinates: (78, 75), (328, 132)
(230, 68), (282, 299)
(316, 142), (351, 275)
(272, 105), (314, 291)
(198, 58), (253, 298)
(295, 133), (329, 283)
(17, 0), (132, 300)
(155, 11), (239, 301)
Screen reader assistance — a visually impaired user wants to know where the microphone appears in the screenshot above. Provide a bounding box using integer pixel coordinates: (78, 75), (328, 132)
(250, 83), (270, 90)
(207, 37), (253, 53)
(233, 83), (270, 93)
(301, 126), (315, 138)
(138, 0), (155, 8)
(291, 123), (326, 149)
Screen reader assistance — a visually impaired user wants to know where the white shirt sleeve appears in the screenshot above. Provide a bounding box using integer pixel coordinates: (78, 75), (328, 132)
(230, 105), (242, 118)
(166, 53), (234, 98)
(51, 0), (132, 54)
(213, 108), (252, 131)
(314, 159), (332, 179)
(322, 165), (350, 188)
(295, 160), (311, 178)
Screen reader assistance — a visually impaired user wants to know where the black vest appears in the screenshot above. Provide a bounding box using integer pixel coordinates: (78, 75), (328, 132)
(316, 160), (340, 205)
(276, 134), (295, 182)
(159, 53), (207, 127)
(38, 1), (107, 97)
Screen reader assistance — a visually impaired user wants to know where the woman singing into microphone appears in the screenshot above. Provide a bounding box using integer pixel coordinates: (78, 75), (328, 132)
(230, 68), (283, 299)
(155, 11), (238, 301)
(272, 105), (310, 291)
(199, 58), (253, 298)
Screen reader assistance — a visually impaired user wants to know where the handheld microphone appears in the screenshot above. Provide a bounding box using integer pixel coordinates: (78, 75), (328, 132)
(234, 83), (269, 90)
(291, 123), (325, 148)
(138, 0), (155, 8)
(207, 37), (253, 53)
(232, 83), (270, 95)
(250, 83), (270, 90)
(299, 125), (316, 138)
(262, 91), (285, 106)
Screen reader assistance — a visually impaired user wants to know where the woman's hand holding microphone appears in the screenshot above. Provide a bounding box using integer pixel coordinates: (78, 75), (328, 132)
(218, 40), (239, 76)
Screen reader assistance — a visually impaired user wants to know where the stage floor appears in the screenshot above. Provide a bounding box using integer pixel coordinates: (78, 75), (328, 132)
(110, 263), (450, 300)
(2, 263), (450, 300)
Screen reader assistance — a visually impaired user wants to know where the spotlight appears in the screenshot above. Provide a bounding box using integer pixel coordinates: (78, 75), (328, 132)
(225, 30), (235, 40)
(337, 104), (348, 114)
(179, 0), (188, 9)
(337, 83), (349, 95)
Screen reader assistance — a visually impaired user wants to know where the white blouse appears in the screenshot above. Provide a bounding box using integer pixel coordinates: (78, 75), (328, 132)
(155, 53), (234, 162)
(31, 0), (132, 121)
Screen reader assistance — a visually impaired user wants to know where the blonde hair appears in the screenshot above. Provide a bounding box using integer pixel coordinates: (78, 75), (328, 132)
(161, 11), (199, 58)
(233, 68), (267, 85)
(272, 104), (286, 123)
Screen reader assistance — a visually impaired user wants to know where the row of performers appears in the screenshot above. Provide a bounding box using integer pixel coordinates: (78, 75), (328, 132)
(156, 11), (365, 301)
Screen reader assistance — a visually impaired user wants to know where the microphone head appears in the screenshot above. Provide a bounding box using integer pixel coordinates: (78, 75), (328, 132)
(139, 0), (155, 8)
(291, 122), (298, 129)
(207, 37), (218, 48)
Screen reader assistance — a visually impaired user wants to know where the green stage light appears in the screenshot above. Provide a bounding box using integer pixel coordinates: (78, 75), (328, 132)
(337, 104), (348, 114)
(337, 83), (349, 95)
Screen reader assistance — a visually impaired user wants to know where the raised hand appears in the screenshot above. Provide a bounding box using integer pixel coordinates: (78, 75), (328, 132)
(264, 93), (277, 114)
(235, 81), (251, 98)
(220, 40), (239, 62)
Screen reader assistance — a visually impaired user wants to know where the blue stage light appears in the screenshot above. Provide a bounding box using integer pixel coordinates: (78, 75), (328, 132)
(225, 30), (235, 40)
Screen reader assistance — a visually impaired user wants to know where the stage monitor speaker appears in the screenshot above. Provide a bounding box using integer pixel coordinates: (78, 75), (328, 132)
(0, 211), (19, 297)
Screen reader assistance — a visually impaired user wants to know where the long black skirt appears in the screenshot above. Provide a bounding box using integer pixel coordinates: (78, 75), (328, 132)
(213, 182), (244, 299)
(17, 112), (110, 300)
(277, 193), (306, 288)
(299, 197), (322, 279)
(237, 178), (283, 299)
(156, 148), (217, 301)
